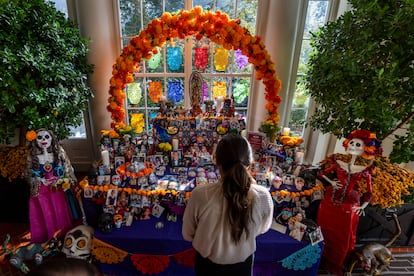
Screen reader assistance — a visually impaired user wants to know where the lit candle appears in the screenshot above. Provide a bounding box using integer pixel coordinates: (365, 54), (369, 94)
(101, 150), (110, 167)
(282, 127), (290, 136)
(172, 138), (179, 151)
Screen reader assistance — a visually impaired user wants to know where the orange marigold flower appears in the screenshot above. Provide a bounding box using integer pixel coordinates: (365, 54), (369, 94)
(26, 130), (37, 142)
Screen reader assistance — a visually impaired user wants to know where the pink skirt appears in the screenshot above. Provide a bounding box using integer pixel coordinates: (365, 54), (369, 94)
(29, 185), (73, 243)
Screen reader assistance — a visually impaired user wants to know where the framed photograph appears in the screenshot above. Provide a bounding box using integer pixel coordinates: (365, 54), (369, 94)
(137, 152), (147, 163)
(171, 166), (188, 176)
(83, 187), (93, 198)
(106, 189), (118, 206)
(289, 221), (307, 241)
(153, 154), (164, 166)
(137, 176), (148, 188)
(265, 155), (277, 167)
(170, 150), (182, 167)
(151, 203), (165, 218)
(182, 155), (193, 167)
(112, 174), (121, 186)
(255, 172), (267, 187)
(129, 193), (141, 208)
(309, 226), (324, 245)
(97, 175), (111, 185)
(311, 189), (324, 202)
(114, 156), (125, 169)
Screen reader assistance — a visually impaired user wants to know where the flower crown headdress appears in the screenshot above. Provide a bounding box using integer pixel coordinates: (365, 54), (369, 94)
(343, 129), (382, 159)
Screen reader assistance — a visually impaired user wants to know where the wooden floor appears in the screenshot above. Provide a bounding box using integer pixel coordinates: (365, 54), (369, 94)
(1, 222), (414, 276)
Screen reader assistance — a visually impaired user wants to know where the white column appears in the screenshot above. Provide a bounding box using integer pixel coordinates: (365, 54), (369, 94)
(74, 0), (120, 158)
(247, 0), (302, 133)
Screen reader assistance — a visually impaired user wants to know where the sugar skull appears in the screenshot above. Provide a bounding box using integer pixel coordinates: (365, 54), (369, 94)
(62, 225), (94, 261)
(347, 138), (365, 156)
(36, 129), (53, 150)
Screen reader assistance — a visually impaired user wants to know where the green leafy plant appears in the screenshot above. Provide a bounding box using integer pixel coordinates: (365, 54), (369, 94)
(306, 0), (414, 164)
(0, 0), (94, 143)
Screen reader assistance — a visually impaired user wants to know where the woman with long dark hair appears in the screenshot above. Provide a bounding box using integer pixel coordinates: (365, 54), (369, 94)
(182, 134), (273, 276)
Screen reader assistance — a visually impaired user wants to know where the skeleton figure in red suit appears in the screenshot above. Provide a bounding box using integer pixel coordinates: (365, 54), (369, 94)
(316, 130), (381, 275)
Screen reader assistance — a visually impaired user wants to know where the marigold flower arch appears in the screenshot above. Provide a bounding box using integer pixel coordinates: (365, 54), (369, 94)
(107, 6), (282, 133)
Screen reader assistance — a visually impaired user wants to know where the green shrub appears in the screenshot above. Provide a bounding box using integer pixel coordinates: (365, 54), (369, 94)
(0, 0), (94, 143)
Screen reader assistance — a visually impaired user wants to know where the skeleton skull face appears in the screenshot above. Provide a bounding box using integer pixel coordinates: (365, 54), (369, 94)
(62, 225), (94, 260)
(36, 130), (52, 149)
(347, 138), (365, 156)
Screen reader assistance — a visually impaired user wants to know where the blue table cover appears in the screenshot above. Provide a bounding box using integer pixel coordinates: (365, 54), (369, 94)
(94, 217), (323, 276)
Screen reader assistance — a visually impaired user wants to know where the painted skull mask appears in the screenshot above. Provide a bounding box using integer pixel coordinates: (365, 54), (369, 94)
(36, 130), (52, 150)
(62, 225), (94, 260)
(347, 138), (365, 156)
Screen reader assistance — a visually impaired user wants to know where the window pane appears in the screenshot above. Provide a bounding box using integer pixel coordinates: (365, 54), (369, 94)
(47, 0), (68, 17)
(166, 40), (185, 73)
(165, 0), (184, 12)
(290, 76), (310, 136)
(292, 77), (309, 109)
(304, 0), (329, 39)
(126, 81), (145, 107)
(192, 37), (212, 73)
(119, 0), (258, 132)
(232, 77), (250, 108)
(236, 0), (258, 35)
(193, 0), (214, 10)
(147, 78), (165, 108)
(145, 47), (164, 73)
(69, 118), (86, 138)
(298, 39), (312, 75)
(166, 78), (185, 105)
(289, 0), (331, 136)
(143, 0), (163, 28)
(232, 49), (252, 73)
(216, 0), (234, 16)
(119, 0), (141, 37)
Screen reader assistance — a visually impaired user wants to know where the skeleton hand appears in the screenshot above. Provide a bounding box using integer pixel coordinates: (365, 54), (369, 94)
(322, 175), (342, 190)
(352, 202), (369, 216)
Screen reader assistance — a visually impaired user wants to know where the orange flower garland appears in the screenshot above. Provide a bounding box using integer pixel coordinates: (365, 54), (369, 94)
(116, 162), (155, 178)
(107, 6), (281, 133)
(271, 183), (324, 199)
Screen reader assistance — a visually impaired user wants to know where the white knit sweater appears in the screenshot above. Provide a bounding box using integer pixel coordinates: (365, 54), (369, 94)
(182, 181), (274, 264)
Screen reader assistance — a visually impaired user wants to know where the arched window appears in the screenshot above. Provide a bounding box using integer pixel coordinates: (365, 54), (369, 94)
(118, 0), (258, 132)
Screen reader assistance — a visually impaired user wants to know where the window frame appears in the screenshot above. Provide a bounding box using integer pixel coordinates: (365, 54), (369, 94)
(117, 0), (258, 132)
(286, 0), (340, 139)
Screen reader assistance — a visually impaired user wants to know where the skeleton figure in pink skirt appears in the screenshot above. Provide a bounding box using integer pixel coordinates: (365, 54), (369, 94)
(25, 129), (77, 243)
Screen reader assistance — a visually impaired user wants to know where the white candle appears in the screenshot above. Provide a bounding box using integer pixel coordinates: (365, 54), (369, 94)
(172, 138), (179, 151)
(295, 151), (304, 164)
(282, 127), (290, 136)
(101, 150), (110, 167)
(216, 96), (224, 114)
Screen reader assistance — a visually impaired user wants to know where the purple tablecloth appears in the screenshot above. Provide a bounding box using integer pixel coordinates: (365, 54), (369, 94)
(94, 217), (323, 275)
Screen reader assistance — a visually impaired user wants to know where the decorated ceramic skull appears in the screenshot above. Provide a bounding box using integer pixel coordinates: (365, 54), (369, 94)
(347, 138), (364, 156)
(62, 225), (94, 260)
(36, 129), (52, 150)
